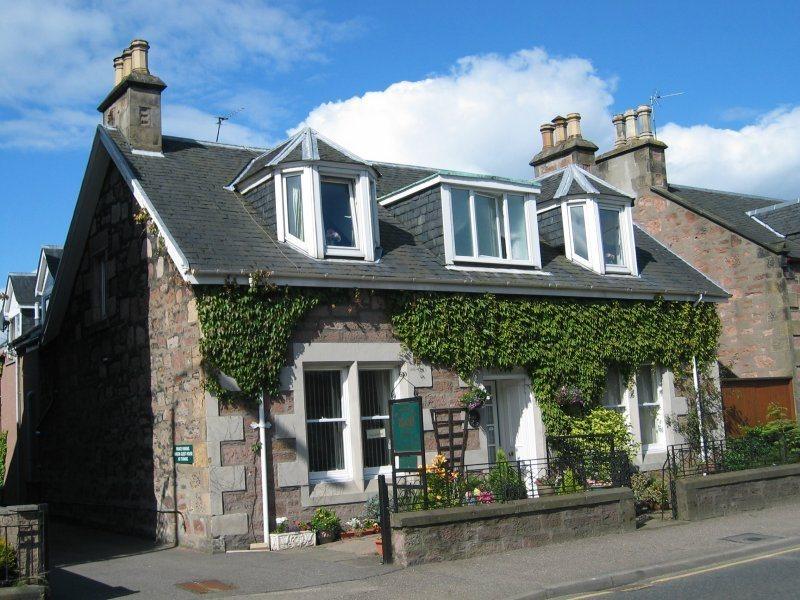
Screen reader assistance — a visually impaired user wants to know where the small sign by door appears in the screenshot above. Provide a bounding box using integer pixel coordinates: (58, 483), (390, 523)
(174, 444), (194, 464)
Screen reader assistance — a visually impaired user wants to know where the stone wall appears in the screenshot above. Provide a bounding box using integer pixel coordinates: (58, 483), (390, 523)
(218, 294), (473, 550)
(0, 504), (47, 584)
(390, 488), (635, 566)
(38, 165), (212, 550)
(632, 190), (800, 412)
(674, 462), (800, 520)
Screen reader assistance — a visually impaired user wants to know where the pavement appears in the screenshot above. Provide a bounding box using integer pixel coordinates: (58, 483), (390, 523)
(50, 503), (800, 599)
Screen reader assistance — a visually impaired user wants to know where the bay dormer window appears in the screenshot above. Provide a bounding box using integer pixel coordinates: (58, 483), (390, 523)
(562, 198), (637, 275)
(275, 165), (379, 261)
(442, 183), (541, 268)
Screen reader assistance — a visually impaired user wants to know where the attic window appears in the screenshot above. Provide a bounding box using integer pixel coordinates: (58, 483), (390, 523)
(275, 165), (379, 261)
(562, 199), (637, 275)
(444, 185), (540, 267)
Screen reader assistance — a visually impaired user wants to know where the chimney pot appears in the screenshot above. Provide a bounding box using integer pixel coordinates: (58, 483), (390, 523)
(612, 114), (626, 147)
(635, 104), (654, 140)
(130, 39), (150, 74)
(113, 56), (124, 85)
(565, 113), (582, 139)
(623, 109), (637, 140)
(552, 116), (567, 144)
(539, 123), (555, 149)
(122, 48), (133, 77)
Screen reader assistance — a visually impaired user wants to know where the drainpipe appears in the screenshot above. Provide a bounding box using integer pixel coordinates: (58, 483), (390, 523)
(692, 293), (708, 465)
(251, 392), (272, 548)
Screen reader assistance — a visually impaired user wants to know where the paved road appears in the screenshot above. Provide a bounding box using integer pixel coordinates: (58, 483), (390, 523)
(574, 545), (800, 600)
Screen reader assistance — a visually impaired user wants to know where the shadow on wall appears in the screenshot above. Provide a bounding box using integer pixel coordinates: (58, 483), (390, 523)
(33, 165), (166, 543)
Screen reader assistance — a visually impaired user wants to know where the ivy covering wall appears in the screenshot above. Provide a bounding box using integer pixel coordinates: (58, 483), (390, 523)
(196, 283), (720, 443)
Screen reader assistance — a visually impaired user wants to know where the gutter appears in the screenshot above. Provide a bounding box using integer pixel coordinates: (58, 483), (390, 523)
(186, 267), (728, 303)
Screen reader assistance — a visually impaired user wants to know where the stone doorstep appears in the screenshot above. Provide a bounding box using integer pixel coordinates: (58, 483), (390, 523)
(390, 488), (632, 529)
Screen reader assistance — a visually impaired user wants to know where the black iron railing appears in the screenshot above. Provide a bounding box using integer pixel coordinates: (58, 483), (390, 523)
(392, 438), (632, 513)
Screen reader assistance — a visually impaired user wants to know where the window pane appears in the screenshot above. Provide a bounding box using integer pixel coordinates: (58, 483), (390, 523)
(308, 422), (345, 472)
(481, 383), (498, 463)
(569, 204), (589, 261)
(474, 194), (502, 258)
(321, 180), (356, 248)
(602, 369), (625, 413)
(600, 208), (623, 266)
(507, 194), (529, 260)
(451, 188), (473, 256)
(285, 174), (304, 241)
(636, 367), (660, 446)
(305, 371), (342, 420)
(359, 370), (391, 469)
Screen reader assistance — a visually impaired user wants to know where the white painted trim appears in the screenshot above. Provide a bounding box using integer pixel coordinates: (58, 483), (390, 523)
(130, 148), (164, 158)
(380, 174), (540, 206)
(446, 265), (552, 275)
(237, 171), (274, 195)
(98, 127), (192, 278)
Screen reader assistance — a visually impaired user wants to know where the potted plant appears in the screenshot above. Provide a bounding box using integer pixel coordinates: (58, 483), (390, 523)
(311, 508), (342, 544)
(460, 386), (491, 427)
(269, 518), (316, 551)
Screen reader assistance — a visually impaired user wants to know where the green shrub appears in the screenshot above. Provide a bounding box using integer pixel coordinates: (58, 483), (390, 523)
(0, 541), (16, 577)
(631, 472), (668, 508)
(486, 450), (527, 501)
(310, 508), (341, 533)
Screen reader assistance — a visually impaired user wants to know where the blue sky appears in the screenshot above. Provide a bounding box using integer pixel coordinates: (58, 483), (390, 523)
(1, 0), (799, 282)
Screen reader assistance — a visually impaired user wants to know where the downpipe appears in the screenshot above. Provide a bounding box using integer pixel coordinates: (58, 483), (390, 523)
(250, 392), (272, 549)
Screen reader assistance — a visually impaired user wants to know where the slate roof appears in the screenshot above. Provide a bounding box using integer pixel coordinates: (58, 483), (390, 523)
(754, 201), (800, 239)
(42, 246), (63, 276)
(535, 164), (631, 203)
(654, 184), (791, 252)
(104, 127), (726, 300)
(9, 273), (36, 306)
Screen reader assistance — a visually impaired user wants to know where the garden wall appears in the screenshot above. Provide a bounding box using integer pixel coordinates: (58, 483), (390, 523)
(674, 462), (800, 521)
(389, 488), (635, 566)
(0, 504), (47, 585)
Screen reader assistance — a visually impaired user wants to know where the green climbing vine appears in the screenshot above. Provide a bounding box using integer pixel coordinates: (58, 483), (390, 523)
(195, 276), (345, 403)
(385, 292), (720, 435)
(195, 281), (720, 445)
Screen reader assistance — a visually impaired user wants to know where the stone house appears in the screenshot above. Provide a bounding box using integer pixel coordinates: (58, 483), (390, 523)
(32, 41), (727, 552)
(535, 106), (800, 429)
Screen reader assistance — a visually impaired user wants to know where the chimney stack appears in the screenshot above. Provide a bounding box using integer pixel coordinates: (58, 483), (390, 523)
(565, 113), (582, 138)
(594, 103), (668, 194)
(530, 112), (598, 176)
(539, 123), (555, 149)
(98, 39), (166, 153)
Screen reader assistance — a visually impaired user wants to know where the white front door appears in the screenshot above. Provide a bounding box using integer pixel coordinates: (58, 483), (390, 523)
(487, 378), (537, 463)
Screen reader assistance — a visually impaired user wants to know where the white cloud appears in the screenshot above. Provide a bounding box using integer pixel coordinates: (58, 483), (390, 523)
(0, 0), (359, 149)
(0, 108), (98, 150)
(660, 106), (800, 199)
(296, 48), (616, 178)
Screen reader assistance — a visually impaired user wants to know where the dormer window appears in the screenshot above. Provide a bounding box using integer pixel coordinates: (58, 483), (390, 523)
(562, 198), (637, 275)
(275, 165), (378, 261)
(442, 183), (541, 268)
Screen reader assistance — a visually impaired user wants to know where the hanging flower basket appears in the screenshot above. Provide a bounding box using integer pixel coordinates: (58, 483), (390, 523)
(467, 408), (481, 428)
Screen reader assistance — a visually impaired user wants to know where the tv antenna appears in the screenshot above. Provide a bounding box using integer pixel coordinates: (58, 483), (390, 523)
(648, 90), (684, 138)
(215, 107), (245, 142)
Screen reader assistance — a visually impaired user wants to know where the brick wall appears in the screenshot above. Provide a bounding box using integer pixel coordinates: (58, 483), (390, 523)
(38, 165), (212, 550)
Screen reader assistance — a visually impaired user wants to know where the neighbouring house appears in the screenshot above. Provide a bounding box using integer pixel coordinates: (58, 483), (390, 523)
(33, 40), (726, 552)
(559, 105), (800, 432)
(0, 246), (62, 504)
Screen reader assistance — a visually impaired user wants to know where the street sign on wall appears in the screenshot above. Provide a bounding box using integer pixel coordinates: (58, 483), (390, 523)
(174, 444), (194, 464)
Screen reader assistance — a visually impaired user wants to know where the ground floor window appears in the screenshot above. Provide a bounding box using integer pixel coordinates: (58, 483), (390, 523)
(603, 365), (665, 453)
(305, 370), (348, 478)
(305, 364), (397, 482)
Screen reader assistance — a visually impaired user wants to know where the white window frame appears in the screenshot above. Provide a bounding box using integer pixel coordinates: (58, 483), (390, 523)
(561, 198), (638, 276)
(306, 367), (352, 483)
(358, 365), (399, 478)
(275, 164), (378, 262)
(603, 365), (666, 458)
(441, 185), (541, 268)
